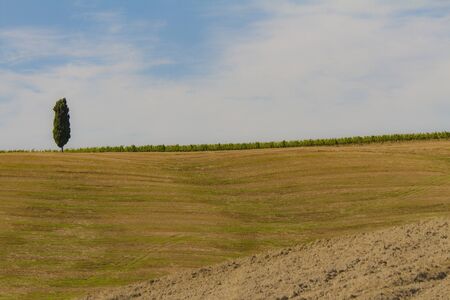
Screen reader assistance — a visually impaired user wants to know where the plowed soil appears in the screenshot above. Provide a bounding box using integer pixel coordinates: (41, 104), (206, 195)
(83, 218), (449, 300)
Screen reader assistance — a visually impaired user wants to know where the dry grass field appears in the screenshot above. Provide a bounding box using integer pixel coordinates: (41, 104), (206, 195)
(0, 140), (449, 299)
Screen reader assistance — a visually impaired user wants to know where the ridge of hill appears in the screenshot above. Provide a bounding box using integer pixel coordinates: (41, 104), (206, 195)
(2, 131), (449, 153)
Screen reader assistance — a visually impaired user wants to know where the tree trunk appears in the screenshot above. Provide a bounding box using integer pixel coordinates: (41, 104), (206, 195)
(61, 146), (64, 152)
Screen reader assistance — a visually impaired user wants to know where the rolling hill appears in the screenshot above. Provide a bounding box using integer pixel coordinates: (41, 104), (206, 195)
(0, 140), (449, 299)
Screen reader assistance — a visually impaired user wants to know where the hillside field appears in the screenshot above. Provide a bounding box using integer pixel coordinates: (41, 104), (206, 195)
(0, 140), (449, 299)
(84, 218), (450, 299)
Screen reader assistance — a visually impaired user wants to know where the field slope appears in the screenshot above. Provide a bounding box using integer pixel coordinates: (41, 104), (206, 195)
(83, 218), (450, 300)
(0, 140), (449, 299)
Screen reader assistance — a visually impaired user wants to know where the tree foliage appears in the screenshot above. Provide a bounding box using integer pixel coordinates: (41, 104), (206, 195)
(53, 98), (71, 152)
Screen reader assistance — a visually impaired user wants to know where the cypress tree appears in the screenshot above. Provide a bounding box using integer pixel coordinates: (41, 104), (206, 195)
(53, 98), (71, 152)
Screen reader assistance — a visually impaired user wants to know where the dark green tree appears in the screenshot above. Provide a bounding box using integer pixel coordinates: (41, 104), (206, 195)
(53, 98), (71, 152)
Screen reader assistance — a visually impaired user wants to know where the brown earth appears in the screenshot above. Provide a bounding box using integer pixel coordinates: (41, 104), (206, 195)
(82, 218), (449, 300)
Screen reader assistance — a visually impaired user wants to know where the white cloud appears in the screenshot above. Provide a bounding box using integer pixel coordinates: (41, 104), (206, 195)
(1, 0), (450, 149)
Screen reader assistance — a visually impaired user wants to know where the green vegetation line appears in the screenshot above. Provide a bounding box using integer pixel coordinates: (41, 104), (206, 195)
(2, 131), (449, 153)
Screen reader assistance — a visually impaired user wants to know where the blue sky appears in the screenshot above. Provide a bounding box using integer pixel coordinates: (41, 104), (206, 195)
(0, 0), (266, 77)
(1, 0), (450, 149)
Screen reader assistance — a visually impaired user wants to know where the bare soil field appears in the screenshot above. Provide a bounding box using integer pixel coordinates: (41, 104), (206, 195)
(83, 218), (449, 300)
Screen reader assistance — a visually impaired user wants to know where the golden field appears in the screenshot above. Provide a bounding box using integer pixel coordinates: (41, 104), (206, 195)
(0, 140), (449, 299)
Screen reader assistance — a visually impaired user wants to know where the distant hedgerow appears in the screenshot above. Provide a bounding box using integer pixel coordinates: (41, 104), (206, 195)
(1, 131), (449, 153)
(63, 131), (450, 153)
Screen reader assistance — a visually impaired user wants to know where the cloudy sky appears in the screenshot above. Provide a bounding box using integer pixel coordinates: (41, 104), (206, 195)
(1, 0), (449, 149)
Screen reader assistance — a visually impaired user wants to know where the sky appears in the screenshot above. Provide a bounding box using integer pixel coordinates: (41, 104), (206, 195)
(1, 0), (450, 150)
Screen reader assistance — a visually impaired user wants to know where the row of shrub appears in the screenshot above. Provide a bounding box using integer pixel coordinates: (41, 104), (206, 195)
(65, 131), (450, 153)
(1, 131), (448, 153)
